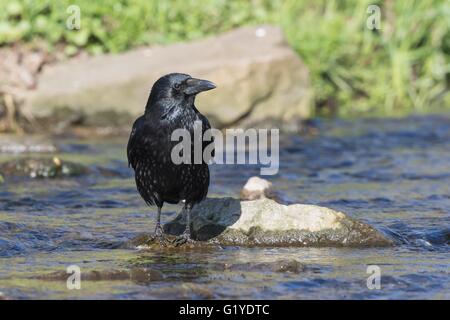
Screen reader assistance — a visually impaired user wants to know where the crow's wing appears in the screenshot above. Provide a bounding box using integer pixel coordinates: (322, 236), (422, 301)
(127, 116), (144, 169)
(197, 112), (215, 161)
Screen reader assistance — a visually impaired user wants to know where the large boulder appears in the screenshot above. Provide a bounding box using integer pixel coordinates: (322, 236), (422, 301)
(162, 197), (393, 247)
(20, 25), (311, 128)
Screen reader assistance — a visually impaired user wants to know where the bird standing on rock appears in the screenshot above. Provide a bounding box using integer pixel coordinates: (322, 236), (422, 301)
(127, 73), (216, 245)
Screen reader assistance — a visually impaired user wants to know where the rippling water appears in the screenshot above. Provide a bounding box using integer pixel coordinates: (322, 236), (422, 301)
(0, 115), (449, 299)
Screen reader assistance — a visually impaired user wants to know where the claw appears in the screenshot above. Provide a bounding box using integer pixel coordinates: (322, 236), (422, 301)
(149, 224), (168, 246)
(173, 232), (194, 247)
(155, 224), (164, 237)
(173, 203), (195, 247)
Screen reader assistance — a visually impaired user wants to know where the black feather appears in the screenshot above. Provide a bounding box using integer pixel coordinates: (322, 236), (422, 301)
(127, 73), (215, 210)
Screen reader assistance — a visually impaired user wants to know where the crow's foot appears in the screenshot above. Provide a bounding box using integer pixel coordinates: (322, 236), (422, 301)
(173, 232), (194, 247)
(149, 224), (168, 246)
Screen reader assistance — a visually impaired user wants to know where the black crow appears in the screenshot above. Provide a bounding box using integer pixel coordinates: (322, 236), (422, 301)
(127, 73), (216, 245)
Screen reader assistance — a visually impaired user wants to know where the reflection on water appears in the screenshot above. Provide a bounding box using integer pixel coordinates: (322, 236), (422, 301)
(0, 115), (449, 299)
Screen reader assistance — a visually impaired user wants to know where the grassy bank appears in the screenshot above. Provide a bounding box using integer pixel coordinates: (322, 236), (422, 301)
(0, 0), (449, 117)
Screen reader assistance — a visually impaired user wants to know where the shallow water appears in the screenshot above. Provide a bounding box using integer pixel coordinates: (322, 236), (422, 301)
(0, 115), (449, 299)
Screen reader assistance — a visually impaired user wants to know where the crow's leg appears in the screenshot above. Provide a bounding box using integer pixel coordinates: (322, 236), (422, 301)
(155, 206), (163, 235)
(174, 202), (194, 246)
(151, 206), (167, 245)
(178, 202), (186, 219)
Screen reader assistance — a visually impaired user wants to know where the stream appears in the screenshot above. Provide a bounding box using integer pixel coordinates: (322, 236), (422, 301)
(0, 115), (449, 299)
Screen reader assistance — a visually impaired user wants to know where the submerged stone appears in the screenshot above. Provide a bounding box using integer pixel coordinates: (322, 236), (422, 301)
(219, 259), (305, 273)
(162, 197), (393, 248)
(125, 233), (218, 251)
(33, 267), (164, 283)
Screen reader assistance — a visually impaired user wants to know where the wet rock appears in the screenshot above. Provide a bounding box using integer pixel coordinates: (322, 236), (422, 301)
(125, 233), (218, 251)
(21, 25), (311, 129)
(271, 259), (305, 273)
(153, 283), (214, 299)
(129, 268), (165, 283)
(180, 283), (214, 299)
(0, 135), (57, 154)
(34, 268), (164, 283)
(163, 197), (393, 247)
(0, 157), (88, 178)
(240, 176), (274, 201)
(221, 259), (305, 273)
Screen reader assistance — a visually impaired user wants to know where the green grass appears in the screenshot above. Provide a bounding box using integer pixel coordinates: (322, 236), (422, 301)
(281, 0), (450, 116)
(0, 0), (449, 117)
(0, 0), (279, 53)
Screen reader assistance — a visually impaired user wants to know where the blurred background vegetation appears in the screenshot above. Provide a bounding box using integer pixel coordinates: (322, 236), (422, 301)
(0, 0), (449, 117)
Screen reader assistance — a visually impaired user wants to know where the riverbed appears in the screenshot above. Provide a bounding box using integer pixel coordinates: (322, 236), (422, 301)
(0, 115), (449, 299)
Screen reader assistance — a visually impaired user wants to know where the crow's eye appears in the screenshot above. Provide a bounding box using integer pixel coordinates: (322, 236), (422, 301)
(173, 83), (181, 90)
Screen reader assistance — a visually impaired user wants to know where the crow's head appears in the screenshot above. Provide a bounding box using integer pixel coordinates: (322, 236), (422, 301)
(148, 73), (216, 107)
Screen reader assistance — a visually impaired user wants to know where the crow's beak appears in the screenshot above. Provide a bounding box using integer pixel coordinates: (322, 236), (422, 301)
(184, 78), (216, 95)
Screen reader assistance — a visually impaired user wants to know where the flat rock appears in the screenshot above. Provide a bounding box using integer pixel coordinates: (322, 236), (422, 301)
(125, 233), (218, 251)
(21, 25), (311, 128)
(162, 197), (393, 247)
